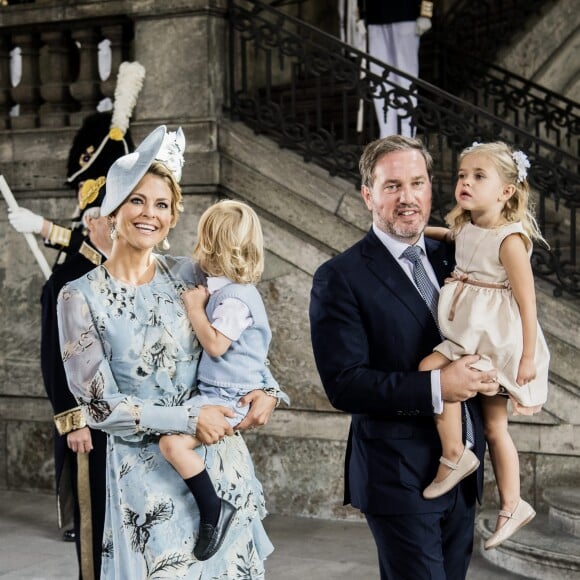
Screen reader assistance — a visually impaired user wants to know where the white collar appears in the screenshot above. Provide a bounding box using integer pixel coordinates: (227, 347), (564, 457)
(372, 223), (428, 260)
(207, 275), (233, 294)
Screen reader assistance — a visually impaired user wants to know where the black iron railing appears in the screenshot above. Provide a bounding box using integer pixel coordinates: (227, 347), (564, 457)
(227, 0), (579, 297)
(429, 44), (580, 160)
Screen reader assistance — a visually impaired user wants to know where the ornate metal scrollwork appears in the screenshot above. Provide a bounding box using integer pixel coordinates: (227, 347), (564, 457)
(228, 0), (579, 296)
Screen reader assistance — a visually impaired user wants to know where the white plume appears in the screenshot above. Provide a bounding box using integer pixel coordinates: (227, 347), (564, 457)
(111, 61), (146, 135)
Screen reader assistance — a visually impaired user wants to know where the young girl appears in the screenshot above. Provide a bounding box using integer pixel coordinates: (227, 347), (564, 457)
(419, 141), (549, 550)
(159, 199), (287, 561)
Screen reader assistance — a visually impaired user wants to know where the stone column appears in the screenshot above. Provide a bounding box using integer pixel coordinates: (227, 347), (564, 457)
(133, 0), (227, 125)
(0, 36), (13, 130)
(10, 32), (42, 129)
(69, 27), (102, 125)
(99, 23), (128, 100)
(39, 30), (75, 128)
(131, 0), (228, 189)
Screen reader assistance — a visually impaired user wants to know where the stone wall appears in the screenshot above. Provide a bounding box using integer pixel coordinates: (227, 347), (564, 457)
(0, 0), (578, 525)
(497, 0), (580, 101)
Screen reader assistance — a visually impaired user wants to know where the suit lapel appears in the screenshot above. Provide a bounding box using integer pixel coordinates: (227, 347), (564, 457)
(425, 237), (453, 286)
(361, 230), (430, 327)
(361, 229), (453, 329)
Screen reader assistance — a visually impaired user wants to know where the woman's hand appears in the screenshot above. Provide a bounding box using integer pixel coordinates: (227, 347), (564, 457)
(195, 405), (235, 445)
(235, 390), (277, 431)
(67, 426), (93, 453)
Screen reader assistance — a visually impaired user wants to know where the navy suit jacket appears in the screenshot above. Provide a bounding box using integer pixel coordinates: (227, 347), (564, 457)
(310, 228), (484, 515)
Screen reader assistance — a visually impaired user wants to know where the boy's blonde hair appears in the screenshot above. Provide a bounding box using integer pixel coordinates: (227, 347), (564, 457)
(446, 141), (546, 245)
(193, 199), (264, 284)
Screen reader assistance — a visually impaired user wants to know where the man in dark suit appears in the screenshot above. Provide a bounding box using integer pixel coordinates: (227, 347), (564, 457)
(309, 136), (498, 579)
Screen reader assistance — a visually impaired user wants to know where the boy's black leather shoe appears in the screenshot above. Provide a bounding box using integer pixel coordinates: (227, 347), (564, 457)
(194, 499), (237, 561)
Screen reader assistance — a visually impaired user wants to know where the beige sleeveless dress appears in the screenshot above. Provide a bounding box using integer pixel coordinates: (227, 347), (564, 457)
(435, 221), (549, 415)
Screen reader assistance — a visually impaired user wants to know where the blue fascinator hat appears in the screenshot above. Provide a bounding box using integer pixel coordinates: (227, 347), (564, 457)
(101, 125), (166, 217)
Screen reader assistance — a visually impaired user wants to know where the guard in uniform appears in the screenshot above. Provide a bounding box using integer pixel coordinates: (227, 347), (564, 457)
(34, 61), (146, 580)
(41, 183), (110, 579)
(7, 61), (145, 271)
(358, 0), (434, 137)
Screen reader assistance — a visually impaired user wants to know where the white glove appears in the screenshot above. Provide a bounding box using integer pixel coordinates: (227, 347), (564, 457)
(416, 16), (432, 36)
(8, 206), (44, 234)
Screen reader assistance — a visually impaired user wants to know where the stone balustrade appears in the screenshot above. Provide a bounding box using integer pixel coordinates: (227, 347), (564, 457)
(0, 0), (229, 133)
(1, 13), (131, 129)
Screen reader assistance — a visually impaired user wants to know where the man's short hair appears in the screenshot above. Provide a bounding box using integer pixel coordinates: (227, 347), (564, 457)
(359, 135), (434, 188)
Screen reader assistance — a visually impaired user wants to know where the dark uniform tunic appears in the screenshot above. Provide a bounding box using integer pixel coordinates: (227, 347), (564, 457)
(41, 241), (107, 580)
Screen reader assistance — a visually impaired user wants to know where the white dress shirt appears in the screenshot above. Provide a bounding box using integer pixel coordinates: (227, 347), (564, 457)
(372, 224), (443, 414)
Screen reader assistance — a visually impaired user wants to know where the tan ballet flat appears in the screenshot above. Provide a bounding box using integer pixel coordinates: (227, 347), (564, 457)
(484, 499), (536, 550)
(422, 448), (480, 499)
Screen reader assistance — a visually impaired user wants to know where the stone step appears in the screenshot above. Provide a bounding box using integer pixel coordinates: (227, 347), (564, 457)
(544, 487), (580, 538)
(476, 511), (580, 580)
(508, 375), (579, 457)
(219, 120), (366, 259)
(543, 331), (580, 399)
(536, 279), (580, 352)
(542, 375), (580, 426)
(511, 372), (579, 424)
(534, 280), (580, 399)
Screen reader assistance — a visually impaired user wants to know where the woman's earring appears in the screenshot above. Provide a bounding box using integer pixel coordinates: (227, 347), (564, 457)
(160, 237), (170, 250)
(110, 223), (118, 241)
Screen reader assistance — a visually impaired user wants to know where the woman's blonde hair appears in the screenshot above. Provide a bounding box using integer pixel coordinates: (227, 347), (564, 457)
(193, 199), (264, 284)
(145, 160), (184, 227)
(446, 141), (546, 245)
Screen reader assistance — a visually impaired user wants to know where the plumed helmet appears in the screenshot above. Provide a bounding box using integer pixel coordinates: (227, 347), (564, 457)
(65, 111), (134, 190)
(65, 61), (146, 215)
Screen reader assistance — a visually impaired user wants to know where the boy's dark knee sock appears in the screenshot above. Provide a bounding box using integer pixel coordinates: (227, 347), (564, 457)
(184, 470), (221, 526)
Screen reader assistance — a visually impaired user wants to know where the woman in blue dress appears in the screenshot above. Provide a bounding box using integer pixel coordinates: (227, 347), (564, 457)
(57, 126), (284, 578)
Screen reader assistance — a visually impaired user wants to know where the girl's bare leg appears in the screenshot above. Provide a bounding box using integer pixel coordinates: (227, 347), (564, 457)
(419, 352), (465, 482)
(482, 395), (521, 531)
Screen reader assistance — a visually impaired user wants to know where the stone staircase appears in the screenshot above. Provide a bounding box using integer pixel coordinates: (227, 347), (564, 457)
(476, 488), (580, 579)
(1, 112), (576, 574)
(218, 119), (580, 575)
(473, 276), (580, 579)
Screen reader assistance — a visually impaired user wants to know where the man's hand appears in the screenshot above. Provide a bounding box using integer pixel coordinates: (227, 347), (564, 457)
(235, 389), (277, 431)
(8, 207), (45, 234)
(415, 16), (432, 36)
(440, 355), (499, 402)
(67, 426), (93, 453)
(195, 405), (235, 445)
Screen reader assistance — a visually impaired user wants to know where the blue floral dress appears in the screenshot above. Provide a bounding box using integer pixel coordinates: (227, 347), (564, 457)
(57, 255), (273, 579)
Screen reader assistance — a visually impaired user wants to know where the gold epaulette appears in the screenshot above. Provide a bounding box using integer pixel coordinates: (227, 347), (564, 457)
(48, 224), (72, 248)
(79, 241), (103, 266)
(54, 406), (86, 435)
(420, 0), (434, 18)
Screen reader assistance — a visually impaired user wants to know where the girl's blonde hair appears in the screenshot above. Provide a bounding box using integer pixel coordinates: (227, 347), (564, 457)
(193, 199), (264, 284)
(446, 141), (546, 245)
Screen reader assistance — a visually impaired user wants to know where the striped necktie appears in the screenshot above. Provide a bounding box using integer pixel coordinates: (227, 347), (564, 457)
(402, 244), (474, 446)
(402, 245), (439, 325)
